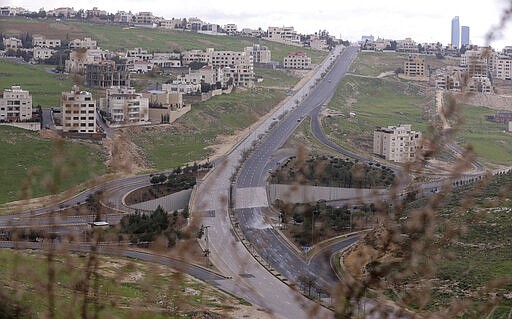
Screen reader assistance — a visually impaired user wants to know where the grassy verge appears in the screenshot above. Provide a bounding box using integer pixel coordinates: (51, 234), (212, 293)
(324, 74), (512, 165)
(130, 88), (286, 170)
(0, 126), (106, 204)
(349, 52), (405, 76)
(0, 59), (72, 108)
(0, 17), (327, 63)
(255, 67), (300, 89)
(0, 249), (249, 318)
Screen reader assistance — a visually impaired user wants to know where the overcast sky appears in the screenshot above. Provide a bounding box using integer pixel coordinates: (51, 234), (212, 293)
(4, 0), (512, 49)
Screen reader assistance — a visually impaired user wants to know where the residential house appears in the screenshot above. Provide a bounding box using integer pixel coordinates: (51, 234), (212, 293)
(0, 85), (32, 122)
(224, 24), (237, 34)
(373, 124), (422, 163)
(33, 47), (56, 61)
(241, 28), (264, 37)
(133, 12), (157, 26)
(266, 26), (301, 46)
(32, 36), (61, 48)
(47, 7), (76, 18)
(143, 90), (189, 124)
(162, 82), (201, 94)
(68, 37), (97, 50)
(160, 18), (182, 29)
(61, 86), (96, 133)
(3, 37), (22, 49)
(283, 51), (311, 69)
(396, 38), (419, 53)
(114, 11), (133, 23)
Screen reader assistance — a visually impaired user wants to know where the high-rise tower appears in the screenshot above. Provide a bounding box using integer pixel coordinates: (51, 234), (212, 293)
(461, 26), (470, 46)
(451, 16), (460, 48)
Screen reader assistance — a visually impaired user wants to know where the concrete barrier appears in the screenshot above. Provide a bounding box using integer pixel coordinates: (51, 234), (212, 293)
(129, 189), (192, 212)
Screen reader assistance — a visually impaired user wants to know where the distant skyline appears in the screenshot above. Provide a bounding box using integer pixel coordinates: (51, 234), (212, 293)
(3, 0), (512, 49)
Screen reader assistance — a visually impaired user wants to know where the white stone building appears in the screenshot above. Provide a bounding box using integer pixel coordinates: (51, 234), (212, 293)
(3, 37), (22, 49)
(68, 37), (97, 50)
(33, 47), (56, 61)
(32, 36), (61, 48)
(100, 86), (149, 125)
(373, 124), (422, 163)
(0, 86), (32, 122)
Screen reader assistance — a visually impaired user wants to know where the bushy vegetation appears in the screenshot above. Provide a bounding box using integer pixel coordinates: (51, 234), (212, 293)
(120, 206), (189, 246)
(271, 155), (395, 188)
(275, 200), (375, 246)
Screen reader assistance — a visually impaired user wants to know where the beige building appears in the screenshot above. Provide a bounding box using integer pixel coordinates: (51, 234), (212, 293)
(244, 44), (271, 64)
(0, 85), (32, 122)
(47, 7), (75, 18)
(69, 37), (97, 50)
(266, 26), (301, 46)
(373, 124), (421, 163)
(133, 12), (156, 25)
(182, 49), (213, 66)
(396, 38), (419, 53)
(61, 86), (96, 133)
(309, 37), (329, 51)
(100, 86), (149, 125)
(143, 90), (189, 124)
(283, 51), (311, 69)
(32, 36), (61, 48)
(3, 37), (22, 49)
(467, 76), (493, 94)
(461, 49), (490, 77)
(403, 55), (427, 77)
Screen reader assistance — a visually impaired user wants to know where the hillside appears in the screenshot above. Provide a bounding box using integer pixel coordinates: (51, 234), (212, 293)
(0, 17), (327, 63)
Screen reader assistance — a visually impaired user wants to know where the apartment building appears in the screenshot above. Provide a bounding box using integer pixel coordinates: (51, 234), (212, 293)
(32, 36), (61, 48)
(100, 86), (149, 125)
(211, 50), (254, 87)
(61, 86), (96, 133)
(494, 55), (512, 80)
(180, 66), (221, 86)
(403, 55), (427, 77)
(503, 46), (512, 57)
(3, 37), (22, 49)
(143, 90), (188, 124)
(244, 44), (271, 64)
(85, 61), (130, 88)
(68, 37), (97, 50)
(373, 124), (422, 163)
(461, 49), (490, 77)
(283, 51), (311, 69)
(224, 24), (237, 34)
(33, 47), (55, 61)
(126, 47), (153, 62)
(266, 26), (301, 46)
(0, 86), (32, 122)
(182, 49), (213, 66)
